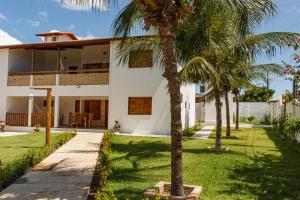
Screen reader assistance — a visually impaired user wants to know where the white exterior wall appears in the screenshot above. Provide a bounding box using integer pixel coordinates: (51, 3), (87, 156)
(109, 41), (195, 134)
(1, 41), (195, 133)
(181, 84), (196, 129)
(195, 102), (205, 123)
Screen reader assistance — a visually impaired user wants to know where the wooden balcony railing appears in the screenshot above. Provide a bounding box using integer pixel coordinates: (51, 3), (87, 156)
(31, 113), (54, 127)
(7, 69), (109, 86)
(6, 113), (28, 126)
(6, 113), (54, 127)
(33, 74), (56, 86)
(7, 75), (31, 86)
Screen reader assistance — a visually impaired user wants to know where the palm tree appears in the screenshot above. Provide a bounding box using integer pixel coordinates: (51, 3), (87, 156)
(64, 0), (194, 196)
(178, 1), (299, 151)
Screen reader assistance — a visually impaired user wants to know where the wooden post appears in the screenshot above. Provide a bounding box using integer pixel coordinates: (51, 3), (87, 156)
(46, 88), (52, 148)
(31, 49), (35, 72)
(57, 48), (61, 71)
(30, 87), (52, 148)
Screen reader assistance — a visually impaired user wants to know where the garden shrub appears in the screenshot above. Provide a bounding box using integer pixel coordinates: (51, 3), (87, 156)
(55, 130), (77, 147)
(283, 117), (300, 141)
(96, 130), (116, 200)
(0, 131), (76, 191)
(247, 116), (256, 122)
(182, 125), (202, 137)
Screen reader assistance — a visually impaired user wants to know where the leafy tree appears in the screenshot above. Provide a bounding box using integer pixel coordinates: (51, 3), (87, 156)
(239, 86), (275, 102)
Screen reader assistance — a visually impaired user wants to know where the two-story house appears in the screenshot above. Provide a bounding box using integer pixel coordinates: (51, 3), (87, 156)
(0, 31), (195, 134)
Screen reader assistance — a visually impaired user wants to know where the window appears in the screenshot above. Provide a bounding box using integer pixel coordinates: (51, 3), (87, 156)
(52, 37), (57, 42)
(129, 50), (153, 68)
(128, 97), (152, 115)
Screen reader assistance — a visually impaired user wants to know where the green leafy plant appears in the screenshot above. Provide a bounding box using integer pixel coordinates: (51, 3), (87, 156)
(96, 130), (115, 200)
(283, 117), (300, 141)
(182, 125), (202, 137)
(55, 130), (77, 147)
(247, 116), (256, 122)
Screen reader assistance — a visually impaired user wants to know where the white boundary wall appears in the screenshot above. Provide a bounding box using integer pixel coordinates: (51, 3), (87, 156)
(234, 102), (271, 121)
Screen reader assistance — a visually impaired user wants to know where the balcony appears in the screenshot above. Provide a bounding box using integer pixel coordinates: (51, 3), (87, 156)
(7, 69), (109, 86)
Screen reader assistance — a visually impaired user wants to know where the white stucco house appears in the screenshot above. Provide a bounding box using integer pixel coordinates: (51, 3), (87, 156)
(0, 31), (195, 134)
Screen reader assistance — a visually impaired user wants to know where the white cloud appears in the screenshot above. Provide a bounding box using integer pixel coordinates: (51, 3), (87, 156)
(50, 29), (61, 33)
(0, 12), (7, 22)
(0, 29), (22, 45)
(54, 0), (108, 11)
(78, 32), (96, 40)
(38, 11), (48, 20)
(67, 24), (75, 30)
(27, 20), (40, 27)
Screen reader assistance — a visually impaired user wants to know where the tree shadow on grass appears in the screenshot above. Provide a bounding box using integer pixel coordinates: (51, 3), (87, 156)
(109, 138), (171, 199)
(224, 128), (300, 200)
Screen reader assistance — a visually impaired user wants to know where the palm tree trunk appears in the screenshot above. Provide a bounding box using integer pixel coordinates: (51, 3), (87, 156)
(159, 30), (184, 196)
(214, 88), (222, 151)
(224, 91), (231, 137)
(235, 93), (239, 130)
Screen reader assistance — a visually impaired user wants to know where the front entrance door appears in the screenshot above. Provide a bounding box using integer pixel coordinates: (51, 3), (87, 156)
(84, 100), (101, 120)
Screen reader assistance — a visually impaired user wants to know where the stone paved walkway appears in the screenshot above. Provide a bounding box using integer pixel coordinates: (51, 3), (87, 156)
(0, 131), (32, 137)
(192, 126), (215, 139)
(0, 132), (103, 200)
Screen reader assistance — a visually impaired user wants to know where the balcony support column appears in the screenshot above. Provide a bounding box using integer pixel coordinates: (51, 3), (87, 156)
(31, 49), (35, 72)
(28, 95), (34, 127)
(57, 48), (61, 71)
(54, 96), (60, 128)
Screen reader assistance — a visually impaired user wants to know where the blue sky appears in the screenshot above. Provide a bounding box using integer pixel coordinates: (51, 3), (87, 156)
(0, 0), (299, 98)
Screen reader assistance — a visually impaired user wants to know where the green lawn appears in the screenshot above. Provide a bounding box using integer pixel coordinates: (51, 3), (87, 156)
(109, 128), (300, 200)
(0, 133), (62, 164)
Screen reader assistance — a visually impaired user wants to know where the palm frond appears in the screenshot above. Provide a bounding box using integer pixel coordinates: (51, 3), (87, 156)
(115, 36), (163, 67)
(236, 32), (300, 59)
(180, 56), (219, 85)
(112, 0), (143, 40)
(249, 63), (283, 76)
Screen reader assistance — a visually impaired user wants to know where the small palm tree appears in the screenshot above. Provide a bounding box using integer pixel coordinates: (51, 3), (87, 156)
(179, 1), (299, 151)
(222, 62), (283, 135)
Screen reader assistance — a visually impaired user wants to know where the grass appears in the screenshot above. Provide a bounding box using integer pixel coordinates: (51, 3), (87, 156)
(0, 132), (62, 164)
(108, 128), (300, 200)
